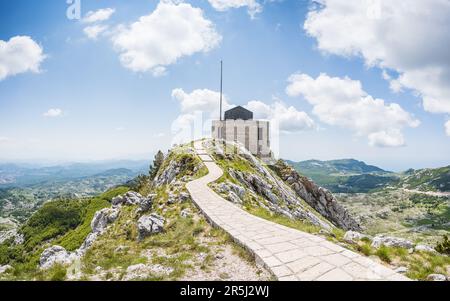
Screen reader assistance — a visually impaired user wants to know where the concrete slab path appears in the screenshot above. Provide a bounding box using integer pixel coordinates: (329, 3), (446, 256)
(186, 141), (410, 281)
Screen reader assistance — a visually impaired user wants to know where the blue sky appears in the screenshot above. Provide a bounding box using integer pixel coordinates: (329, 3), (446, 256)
(0, 0), (449, 171)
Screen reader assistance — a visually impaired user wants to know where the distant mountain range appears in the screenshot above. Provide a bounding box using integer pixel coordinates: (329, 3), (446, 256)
(0, 160), (149, 188)
(286, 159), (450, 193)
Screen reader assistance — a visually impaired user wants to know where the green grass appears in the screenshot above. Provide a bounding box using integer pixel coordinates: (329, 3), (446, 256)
(56, 197), (110, 251)
(375, 246), (392, 263)
(245, 204), (322, 234)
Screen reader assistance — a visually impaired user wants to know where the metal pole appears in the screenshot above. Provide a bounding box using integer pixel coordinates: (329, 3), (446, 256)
(220, 60), (223, 121)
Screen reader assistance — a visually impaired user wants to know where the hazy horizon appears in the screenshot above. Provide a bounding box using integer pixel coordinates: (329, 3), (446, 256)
(1, 1), (450, 173)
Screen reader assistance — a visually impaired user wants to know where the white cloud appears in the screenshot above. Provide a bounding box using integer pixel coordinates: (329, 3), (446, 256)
(111, 1), (221, 75)
(43, 108), (63, 118)
(82, 8), (115, 24)
(172, 88), (232, 117)
(0, 137), (10, 143)
(0, 36), (46, 81)
(445, 121), (450, 137)
(246, 100), (315, 133)
(286, 73), (420, 147)
(170, 88), (315, 145)
(304, 0), (450, 122)
(208, 0), (262, 18)
(83, 25), (108, 40)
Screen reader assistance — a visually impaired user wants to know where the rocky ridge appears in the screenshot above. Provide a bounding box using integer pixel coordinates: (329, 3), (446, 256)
(205, 140), (359, 231)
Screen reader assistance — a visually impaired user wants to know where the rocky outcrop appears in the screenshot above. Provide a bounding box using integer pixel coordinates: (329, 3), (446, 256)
(40, 246), (77, 270)
(123, 263), (173, 280)
(371, 235), (415, 249)
(0, 265), (12, 274)
(40, 204), (122, 268)
(137, 214), (165, 240)
(225, 164), (332, 230)
(343, 231), (371, 243)
(427, 274), (447, 281)
(272, 160), (361, 231)
(91, 208), (119, 233)
(415, 244), (437, 253)
(0, 229), (24, 245)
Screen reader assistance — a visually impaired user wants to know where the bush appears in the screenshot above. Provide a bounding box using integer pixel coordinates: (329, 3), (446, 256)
(435, 235), (450, 255)
(375, 245), (392, 263)
(48, 264), (67, 281)
(20, 200), (87, 250)
(57, 197), (110, 251)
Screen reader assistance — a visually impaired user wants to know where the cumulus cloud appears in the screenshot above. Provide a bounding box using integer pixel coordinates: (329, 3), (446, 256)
(286, 73), (420, 147)
(304, 0), (450, 130)
(172, 88), (232, 117)
(82, 8), (115, 24)
(445, 121), (450, 137)
(170, 88), (315, 144)
(111, 1), (221, 75)
(83, 25), (108, 40)
(43, 108), (63, 118)
(0, 36), (46, 81)
(246, 100), (315, 133)
(208, 0), (262, 18)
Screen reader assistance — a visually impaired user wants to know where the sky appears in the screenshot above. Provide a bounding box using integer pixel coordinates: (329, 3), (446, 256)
(0, 0), (449, 171)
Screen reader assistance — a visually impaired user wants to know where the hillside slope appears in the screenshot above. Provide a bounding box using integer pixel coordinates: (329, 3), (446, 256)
(0, 141), (448, 281)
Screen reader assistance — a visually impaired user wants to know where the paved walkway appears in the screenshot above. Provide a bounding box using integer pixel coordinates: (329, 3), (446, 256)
(186, 141), (409, 281)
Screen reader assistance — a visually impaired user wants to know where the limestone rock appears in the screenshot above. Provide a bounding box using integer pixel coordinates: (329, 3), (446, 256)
(123, 263), (174, 281)
(0, 265), (12, 274)
(414, 244), (437, 253)
(273, 160), (361, 231)
(371, 235), (414, 249)
(0, 229), (24, 245)
(91, 208), (119, 233)
(343, 231), (371, 243)
(137, 214), (165, 240)
(394, 266), (408, 274)
(139, 194), (155, 212)
(77, 232), (99, 256)
(227, 191), (243, 204)
(427, 274), (447, 281)
(40, 246), (77, 269)
(180, 209), (191, 218)
(179, 192), (191, 202)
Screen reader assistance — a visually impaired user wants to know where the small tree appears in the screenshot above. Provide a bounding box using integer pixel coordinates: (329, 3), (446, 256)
(150, 150), (165, 179)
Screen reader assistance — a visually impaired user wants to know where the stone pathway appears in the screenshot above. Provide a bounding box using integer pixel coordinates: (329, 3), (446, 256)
(186, 141), (410, 281)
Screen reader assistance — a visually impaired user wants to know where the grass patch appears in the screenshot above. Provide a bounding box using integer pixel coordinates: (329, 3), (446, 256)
(375, 245), (392, 263)
(245, 204), (321, 234)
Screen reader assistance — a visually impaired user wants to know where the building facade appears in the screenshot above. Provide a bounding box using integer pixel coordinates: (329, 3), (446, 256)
(212, 106), (271, 158)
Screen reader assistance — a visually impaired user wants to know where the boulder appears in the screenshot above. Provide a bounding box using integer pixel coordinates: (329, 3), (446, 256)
(137, 214), (165, 240)
(427, 274), (447, 281)
(179, 192), (191, 202)
(91, 208), (119, 233)
(371, 235), (414, 249)
(40, 246), (77, 269)
(123, 263), (173, 281)
(139, 194), (155, 212)
(414, 244), (437, 253)
(76, 232), (99, 256)
(227, 191), (243, 204)
(343, 231), (371, 243)
(0, 229), (24, 245)
(167, 193), (177, 204)
(180, 209), (191, 218)
(0, 265), (12, 274)
(394, 266), (408, 274)
(123, 191), (143, 205)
